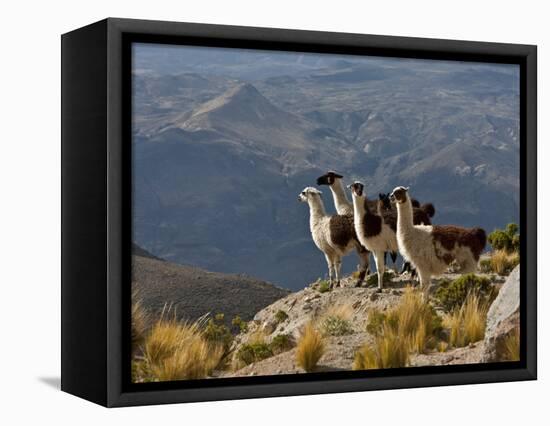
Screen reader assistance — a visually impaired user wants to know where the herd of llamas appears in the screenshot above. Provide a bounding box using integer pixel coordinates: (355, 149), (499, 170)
(299, 171), (487, 293)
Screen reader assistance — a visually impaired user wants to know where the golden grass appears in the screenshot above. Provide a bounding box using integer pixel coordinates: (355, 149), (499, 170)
(491, 250), (520, 275)
(131, 297), (149, 349)
(355, 287), (441, 370)
(324, 303), (354, 321)
(443, 293), (488, 347)
(502, 328), (520, 361)
(143, 316), (223, 381)
(247, 327), (269, 345)
(391, 287), (438, 353)
(296, 322), (325, 372)
(353, 324), (409, 370)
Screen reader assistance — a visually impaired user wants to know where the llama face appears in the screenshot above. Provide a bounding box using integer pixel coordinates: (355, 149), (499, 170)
(378, 193), (392, 210)
(316, 171), (344, 186)
(389, 186), (409, 204)
(299, 187), (322, 202)
(348, 181), (364, 198)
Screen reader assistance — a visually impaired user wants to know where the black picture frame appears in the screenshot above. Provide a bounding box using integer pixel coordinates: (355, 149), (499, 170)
(61, 17), (537, 407)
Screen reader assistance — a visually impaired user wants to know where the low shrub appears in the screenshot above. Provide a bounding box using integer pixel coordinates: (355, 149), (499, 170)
(274, 310), (289, 323)
(317, 280), (330, 293)
(488, 223), (519, 253)
(296, 323), (325, 372)
(231, 315), (248, 333)
(236, 343), (273, 366)
(434, 274), (497, 312)
(321, 304), (354, 336)
(366, 271), (393, 287)
(203, 314), (234, 355)
(269, 334), (294, 354)
(478, 258), (493, 274)
(322, 316), (353, 336)
(131, 358), (152, 383)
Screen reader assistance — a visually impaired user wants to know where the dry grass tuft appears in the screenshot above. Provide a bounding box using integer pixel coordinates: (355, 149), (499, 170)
(143, 315), (223, 381)
(491, 250), (520, 275)
(296, 322), (325, 372)
(356, 287), (442, 370)
(131, 297), (149, 349)
(443, 293), (488, 347)
(247, 327), (270, 345)
(502, 328), (520, 361)
(390, 287), (440, 353)
(324, 303), (353, 321)
(353, 324), (409, 369)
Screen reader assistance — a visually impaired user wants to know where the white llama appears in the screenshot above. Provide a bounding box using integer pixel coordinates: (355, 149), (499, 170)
(390, 186), (486, 291)
(299, 187), (358, 289)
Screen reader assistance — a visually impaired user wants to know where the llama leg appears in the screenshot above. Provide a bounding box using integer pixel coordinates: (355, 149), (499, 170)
(390, 251), (398, 273)
(355, 246), (369, 287)
(400, 261), (409, 275)
(417, 269), (431, 299)
(334, 259), (342, 288)
(324, 253), (334, 289)
(374, 251), (385, 291)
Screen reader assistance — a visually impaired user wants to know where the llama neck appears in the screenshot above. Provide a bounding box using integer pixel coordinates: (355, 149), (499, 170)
(330, 179), (352, 213)
(307, 197), (327, 221)
(396, 198), (414, 232)
(352, 194), (366, 220)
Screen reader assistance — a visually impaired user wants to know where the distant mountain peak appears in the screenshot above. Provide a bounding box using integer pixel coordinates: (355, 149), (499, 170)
(189, 83), (273, 119)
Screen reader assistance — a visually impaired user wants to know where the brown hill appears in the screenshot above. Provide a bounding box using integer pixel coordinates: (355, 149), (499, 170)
(132, 254), (290, 323)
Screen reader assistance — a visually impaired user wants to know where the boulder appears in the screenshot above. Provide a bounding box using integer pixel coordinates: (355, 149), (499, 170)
(481, 266), (520, 362)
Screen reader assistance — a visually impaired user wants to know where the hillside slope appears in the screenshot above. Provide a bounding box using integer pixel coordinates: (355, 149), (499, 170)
(132, 254), (290, 323)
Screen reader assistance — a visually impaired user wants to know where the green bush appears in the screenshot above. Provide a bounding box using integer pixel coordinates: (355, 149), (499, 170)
(322, 316), (353, 336)
(269, 334), (294, 354)
(366, 309), (387, 336)
(434, 274), (497, 312)
(236, 343), (273, 366)
(488, 223), (520, 253)
(231, 315), (248, 333)
(274, 310), (289, 324)
(366, 271), (393, 287)
(318, 280), (331, 293)
(479, 258), (492, 273)
(203, 314), (233, 354)
(511, 234), (520, 252)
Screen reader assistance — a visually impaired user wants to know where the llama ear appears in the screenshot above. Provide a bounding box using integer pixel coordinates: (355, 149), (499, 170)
(405, 187), (410, 191)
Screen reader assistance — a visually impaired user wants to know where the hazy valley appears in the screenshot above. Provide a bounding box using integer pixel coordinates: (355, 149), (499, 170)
(132, 47), (519, 290)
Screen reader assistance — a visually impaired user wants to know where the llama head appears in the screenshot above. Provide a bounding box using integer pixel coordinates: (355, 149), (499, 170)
(299, 187), (322, 203)
(316, 171), (344, 186)
(389, 186), (410, 204)
(378, 192), (392, 210)
(348, 181), (365, 199)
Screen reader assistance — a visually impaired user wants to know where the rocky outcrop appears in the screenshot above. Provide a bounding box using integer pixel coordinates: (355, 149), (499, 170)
(481, 266), (520, 362)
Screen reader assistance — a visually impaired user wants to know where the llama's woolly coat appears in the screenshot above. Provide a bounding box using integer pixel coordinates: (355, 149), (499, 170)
(300, 187), (368, 287)
(391, 186), (486, 287)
